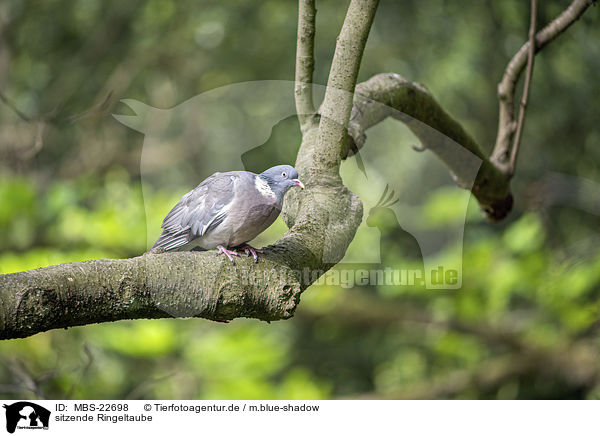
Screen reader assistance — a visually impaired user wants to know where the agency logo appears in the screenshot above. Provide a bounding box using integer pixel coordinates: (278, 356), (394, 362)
(2, 402), (50, 434)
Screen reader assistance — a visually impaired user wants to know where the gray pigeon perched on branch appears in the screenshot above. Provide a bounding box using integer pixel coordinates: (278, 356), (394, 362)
(151, 165), (305, 262)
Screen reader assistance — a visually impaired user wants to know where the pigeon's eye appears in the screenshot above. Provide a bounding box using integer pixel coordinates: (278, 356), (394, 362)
(281, 172), (287, 178)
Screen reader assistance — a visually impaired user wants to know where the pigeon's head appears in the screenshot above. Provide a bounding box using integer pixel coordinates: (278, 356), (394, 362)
(259, 165), (305, 196)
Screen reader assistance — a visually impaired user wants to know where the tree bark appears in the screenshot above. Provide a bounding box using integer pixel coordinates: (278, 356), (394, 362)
(295, 0), (317, 130)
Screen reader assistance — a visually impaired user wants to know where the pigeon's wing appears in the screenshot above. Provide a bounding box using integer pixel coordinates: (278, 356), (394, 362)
(152, 173), (237, 251)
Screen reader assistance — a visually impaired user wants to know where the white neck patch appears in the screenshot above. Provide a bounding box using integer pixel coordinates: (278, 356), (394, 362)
(255, 176), (277, 200)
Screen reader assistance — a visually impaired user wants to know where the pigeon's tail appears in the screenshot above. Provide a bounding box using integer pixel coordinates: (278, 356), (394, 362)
(151, 231), (168, 251)
(150, 230), (195, 252)
(151, 230), (180, 251)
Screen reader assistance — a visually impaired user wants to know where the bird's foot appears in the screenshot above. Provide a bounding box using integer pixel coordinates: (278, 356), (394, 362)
(216, 245), (240, 263)
(238, 244), (264, 263)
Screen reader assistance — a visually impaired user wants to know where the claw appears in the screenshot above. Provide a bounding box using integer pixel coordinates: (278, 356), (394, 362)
(238, 244), (264, 263)
(216, 245), (240, 263)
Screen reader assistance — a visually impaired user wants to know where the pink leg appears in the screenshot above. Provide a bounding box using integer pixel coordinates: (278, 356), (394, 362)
(238, 244), (264, 263)
(216, 245), (240, 263)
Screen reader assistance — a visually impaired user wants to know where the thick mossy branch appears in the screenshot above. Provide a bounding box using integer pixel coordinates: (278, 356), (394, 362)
(349, 73), (513, 220)
(0, 253), (308, 340)
(0, 253), (300, 339)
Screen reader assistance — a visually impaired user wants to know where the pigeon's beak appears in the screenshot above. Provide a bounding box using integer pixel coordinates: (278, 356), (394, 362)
(291, 179), (305, 189)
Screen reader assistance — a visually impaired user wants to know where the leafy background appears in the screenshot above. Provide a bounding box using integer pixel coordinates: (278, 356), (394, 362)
(0, 0), (599, 399)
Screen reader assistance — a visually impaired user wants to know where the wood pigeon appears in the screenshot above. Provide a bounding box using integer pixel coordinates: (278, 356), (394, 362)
(152, 165), (305, 262)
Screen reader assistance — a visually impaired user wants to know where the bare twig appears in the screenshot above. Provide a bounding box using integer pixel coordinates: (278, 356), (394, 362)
(2, 359), (48, 399)
(295, 0), (317, 130)
(356, 338), (600, 399)
(0, 91), (32, 122)
(353, 356), (535, 400)
(64, 344), (95, 399)
(508, 0), (537, 177)
(492, 0), (596, 172)
(64, 91), (113, 125)
(125, 372), (178, 400)
(19, 122), (46, 160)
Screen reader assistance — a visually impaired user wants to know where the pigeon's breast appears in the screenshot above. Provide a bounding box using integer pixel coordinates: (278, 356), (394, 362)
(195, 201), (280, 248)
(228, 200), (281, 246)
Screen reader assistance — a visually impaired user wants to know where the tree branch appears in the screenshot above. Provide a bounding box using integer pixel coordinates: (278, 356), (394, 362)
(0, 91), (32, 122)
(491, 0), (596, 172)
(358, 338), (600, 399)
(0, 252), (297, 340)
(508, 0), (537, 177)
(295, 0), (317, 130)
(311, 0), (379, 179)
(347, 73), (513, 220)
(344, 1), (595, 219)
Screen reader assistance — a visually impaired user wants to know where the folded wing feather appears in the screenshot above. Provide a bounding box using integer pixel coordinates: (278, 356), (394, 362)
(151, 173), (237, 251)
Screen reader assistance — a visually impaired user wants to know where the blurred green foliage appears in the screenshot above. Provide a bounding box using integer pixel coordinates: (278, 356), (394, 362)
(0, 0), (599, 399)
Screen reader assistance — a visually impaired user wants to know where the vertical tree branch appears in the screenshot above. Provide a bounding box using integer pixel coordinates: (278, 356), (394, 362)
(295, 0), (317, 130)
(284, 0), (379, 268)
(312, 0), (379, 179)
(509, 0), (537, 176)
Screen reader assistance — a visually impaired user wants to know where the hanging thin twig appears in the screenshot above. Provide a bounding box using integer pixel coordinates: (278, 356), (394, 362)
(509, 0), (537, 176)
(0, 91), (32, 122)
